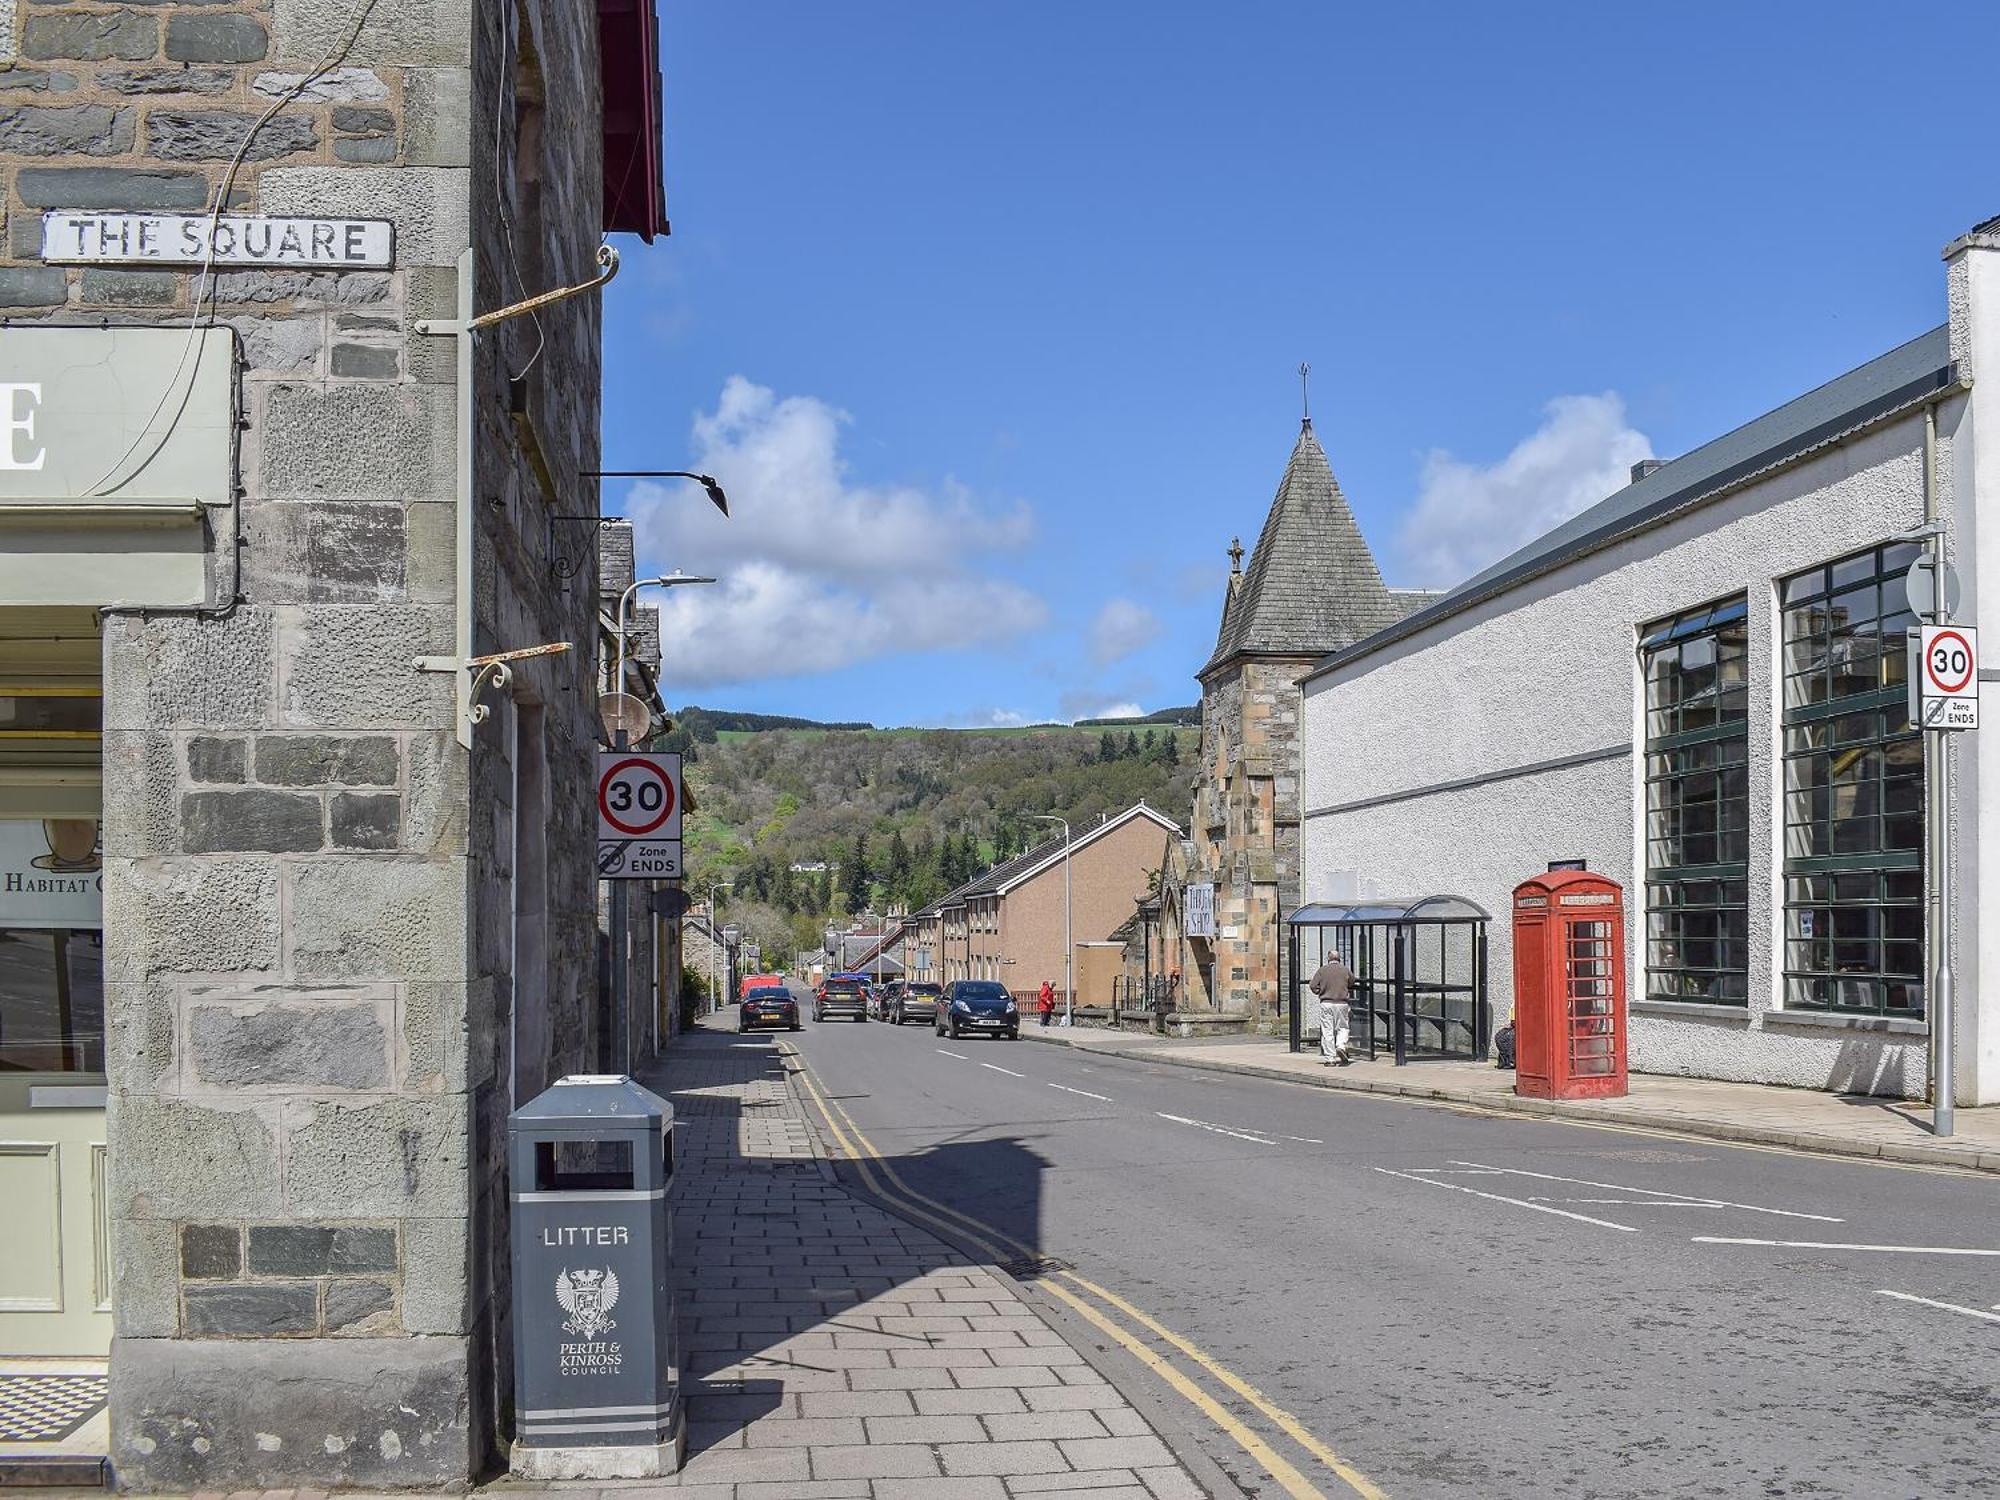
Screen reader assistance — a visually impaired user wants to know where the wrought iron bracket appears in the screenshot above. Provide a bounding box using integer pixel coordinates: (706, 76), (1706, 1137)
(413, 641), (573, 729)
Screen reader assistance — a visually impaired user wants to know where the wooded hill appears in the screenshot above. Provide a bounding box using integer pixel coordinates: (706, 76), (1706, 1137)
(672, 720), (1198, 964)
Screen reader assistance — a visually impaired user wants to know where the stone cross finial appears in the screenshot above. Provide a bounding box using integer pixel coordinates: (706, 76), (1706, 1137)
(1299, 361), (1311, 426)
(1228, 536), (1244, 573)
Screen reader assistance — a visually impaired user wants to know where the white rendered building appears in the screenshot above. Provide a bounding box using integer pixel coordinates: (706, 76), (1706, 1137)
(1300, 218), (2000, 1105)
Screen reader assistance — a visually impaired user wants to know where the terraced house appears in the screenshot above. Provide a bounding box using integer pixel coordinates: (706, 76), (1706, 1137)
(0, 0), (668, 1487)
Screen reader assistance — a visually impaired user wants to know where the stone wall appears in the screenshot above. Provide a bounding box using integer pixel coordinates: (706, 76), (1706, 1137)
(1186, 654), (1313, 1020)
(1, 0), (611, 1486)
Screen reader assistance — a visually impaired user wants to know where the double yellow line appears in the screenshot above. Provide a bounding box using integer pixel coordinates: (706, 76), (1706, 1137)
(778, 1040), (1387, 1500)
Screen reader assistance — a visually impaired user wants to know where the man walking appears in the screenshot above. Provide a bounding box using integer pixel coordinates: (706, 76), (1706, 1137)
(1309, 950), (1355, 1065)
(1038, 980), (1056, 1028)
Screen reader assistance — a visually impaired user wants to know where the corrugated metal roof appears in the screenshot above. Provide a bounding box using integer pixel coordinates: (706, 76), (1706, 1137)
(1308, 324), (1956, 683)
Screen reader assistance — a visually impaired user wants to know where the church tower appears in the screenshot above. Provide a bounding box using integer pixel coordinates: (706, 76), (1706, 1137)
(1178, 416), (1402, 1022)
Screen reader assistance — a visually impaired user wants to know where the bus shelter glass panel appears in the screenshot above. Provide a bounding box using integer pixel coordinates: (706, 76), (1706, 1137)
(1287, 897), (1490, 1064)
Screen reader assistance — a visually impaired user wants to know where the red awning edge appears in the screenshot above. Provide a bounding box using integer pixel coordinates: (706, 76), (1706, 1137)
(598, 0), (668, 241)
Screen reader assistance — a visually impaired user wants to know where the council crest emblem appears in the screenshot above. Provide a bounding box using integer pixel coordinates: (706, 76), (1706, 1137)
(556, 1266), (620, 1338)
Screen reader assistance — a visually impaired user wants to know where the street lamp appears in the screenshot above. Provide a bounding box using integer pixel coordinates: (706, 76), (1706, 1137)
(582, 469), (731, 517)
(612, 572), (716, 718)
(708, 882), (733, 1016)
(602, 571), (714, 1075)
(1028, 814), (1073, 1025)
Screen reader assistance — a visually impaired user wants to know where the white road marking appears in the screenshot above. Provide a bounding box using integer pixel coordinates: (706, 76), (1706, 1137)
(1526, 1197), (1727, 1208)
(1696, 1237), (2000, 1257)
(1283, 1136), (1324, 1144)
(1372, 1166), (1639, 1232)
(1156, 1111), (1278, 1146)
(1876, 1289), (2000, 1326)
(980, 1062), (1026, 1077)
(1449, 1159), (1843, 1223)
(1049, 1083), (1112, 1102)
(937, 1049), (968, 1060)
(1408, 1168), (1510, 1176)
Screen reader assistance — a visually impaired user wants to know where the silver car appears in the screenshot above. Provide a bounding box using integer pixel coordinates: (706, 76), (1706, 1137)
(886, 981), (944, 1025)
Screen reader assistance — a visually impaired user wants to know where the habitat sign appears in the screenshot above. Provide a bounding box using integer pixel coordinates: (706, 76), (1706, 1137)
(42, 211), (394, 269)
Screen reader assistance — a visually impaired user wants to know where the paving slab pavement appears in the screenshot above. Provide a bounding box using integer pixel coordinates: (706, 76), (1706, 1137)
(560, 1019), (1228, 1500)
(1020, 1022), (2000, 1173)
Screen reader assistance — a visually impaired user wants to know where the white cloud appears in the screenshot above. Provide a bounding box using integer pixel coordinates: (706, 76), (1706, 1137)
(938, 707), (1034, 729)
(1396, 393), (1652, 589)
(1088, 599), (1162, 666)
(1058, 690), (1146, 722)
(629, 378), (1044, 687)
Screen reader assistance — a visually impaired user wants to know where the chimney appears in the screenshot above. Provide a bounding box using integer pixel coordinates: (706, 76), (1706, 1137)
(1630, 458), (1666, 484)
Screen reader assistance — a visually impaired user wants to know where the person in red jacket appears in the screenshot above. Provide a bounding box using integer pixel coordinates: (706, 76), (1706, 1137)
(1037, 981), (1056, 1027)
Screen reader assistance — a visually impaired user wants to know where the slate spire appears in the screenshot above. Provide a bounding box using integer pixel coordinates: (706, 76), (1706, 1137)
(1202, 419), (1399, 675)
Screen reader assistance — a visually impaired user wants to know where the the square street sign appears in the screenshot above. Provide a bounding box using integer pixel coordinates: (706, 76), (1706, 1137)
(597, 751), (682, 880)
(1918, 624), (1979, 731)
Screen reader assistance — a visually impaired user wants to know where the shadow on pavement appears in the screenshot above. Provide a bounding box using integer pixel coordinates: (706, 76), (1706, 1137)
(641, 1026), (1063, 1469)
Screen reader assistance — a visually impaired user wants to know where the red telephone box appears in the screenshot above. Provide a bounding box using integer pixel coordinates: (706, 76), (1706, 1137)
(1511, 870), (1626, 1099)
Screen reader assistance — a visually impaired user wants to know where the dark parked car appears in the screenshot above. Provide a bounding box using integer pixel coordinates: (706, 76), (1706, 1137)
(815, 973), (869, 1022)
(936, 980), (1019, 1040)
(739, 985), (801, 1033)
(887, 981), (944, 1026)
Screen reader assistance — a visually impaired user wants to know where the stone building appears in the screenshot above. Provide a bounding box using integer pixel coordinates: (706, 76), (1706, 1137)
(0, 0), (667, 1488)
(1164, 419), (1422, 1024)
(596, 519), (686, 1058)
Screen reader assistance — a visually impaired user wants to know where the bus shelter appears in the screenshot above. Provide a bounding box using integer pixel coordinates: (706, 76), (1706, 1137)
(1287, 896), (1492, 1064)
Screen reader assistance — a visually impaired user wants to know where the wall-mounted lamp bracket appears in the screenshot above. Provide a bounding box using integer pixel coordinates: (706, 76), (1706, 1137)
(414, 640), (573, 729)
(413, 244), (619, 746)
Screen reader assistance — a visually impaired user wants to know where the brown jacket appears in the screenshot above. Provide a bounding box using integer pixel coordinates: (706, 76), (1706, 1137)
(1308, 957), (1355, 1003)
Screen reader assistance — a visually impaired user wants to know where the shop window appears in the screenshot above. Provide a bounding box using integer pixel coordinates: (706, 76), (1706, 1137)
(0, 928), (103, 1073)
(1779, 543), (1924, 1016)
(1639, 595), (1750, 1005)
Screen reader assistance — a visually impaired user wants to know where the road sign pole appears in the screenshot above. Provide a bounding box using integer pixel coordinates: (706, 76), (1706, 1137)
(610, 724), (630, 1076)
(1927, 529), (1954, 1137)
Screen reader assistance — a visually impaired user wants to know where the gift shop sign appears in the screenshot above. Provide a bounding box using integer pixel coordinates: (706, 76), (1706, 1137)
(42, 211), (394, 269)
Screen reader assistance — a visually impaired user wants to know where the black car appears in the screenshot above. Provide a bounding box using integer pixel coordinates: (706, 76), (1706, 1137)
(936, 979), (1019, 1040)
(739, 985), (801, 1033)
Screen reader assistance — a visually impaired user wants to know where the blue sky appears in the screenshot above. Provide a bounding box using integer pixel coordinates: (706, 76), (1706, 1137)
(602, 2), (1995, 727)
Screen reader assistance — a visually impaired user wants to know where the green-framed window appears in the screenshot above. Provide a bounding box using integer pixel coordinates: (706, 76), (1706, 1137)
(1640, 595), (1749, 1005)
(1779, 542), (1925, 1017)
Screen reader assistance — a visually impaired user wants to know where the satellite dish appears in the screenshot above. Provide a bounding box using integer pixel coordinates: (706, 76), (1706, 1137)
(598, 691), (652, 743)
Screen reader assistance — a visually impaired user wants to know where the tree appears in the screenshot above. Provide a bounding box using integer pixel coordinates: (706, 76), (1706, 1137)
(846, 832), (873, 907)
(885, 829), (912, 902)
(1099, 730), (1121, 762)
(1162, 730), (1180, 767)
(1142, 728), (1157, 756)
(1125, 730), (1142, 759)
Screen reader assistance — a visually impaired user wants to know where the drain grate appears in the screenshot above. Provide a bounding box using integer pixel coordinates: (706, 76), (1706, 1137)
(0, 1375), (107, 1444)
(1000, 1254), (1073, 1281)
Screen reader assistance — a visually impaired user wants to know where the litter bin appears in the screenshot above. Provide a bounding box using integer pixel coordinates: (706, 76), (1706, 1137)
(509, 1075), (684, 1479)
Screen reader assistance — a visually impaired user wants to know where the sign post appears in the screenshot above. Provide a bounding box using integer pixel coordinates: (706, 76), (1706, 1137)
(597, 751), (682, 1074)
(1914, 607), (1977, 1137)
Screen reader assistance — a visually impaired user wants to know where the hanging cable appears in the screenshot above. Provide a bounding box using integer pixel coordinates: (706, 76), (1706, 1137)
(81, 0), (385, 498)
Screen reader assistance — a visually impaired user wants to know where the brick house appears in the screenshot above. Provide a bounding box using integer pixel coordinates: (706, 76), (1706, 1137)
(909, 804), (1181, 1006)
(0, 0), (669, 1488)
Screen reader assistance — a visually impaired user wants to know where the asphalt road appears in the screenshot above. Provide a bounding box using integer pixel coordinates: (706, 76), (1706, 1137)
(783, 1000), (1999, 1499)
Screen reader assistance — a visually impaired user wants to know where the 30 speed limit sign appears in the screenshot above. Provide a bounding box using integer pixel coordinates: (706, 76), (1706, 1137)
(597, 751), (682, 879)
(1919, 625), (1979, 731)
